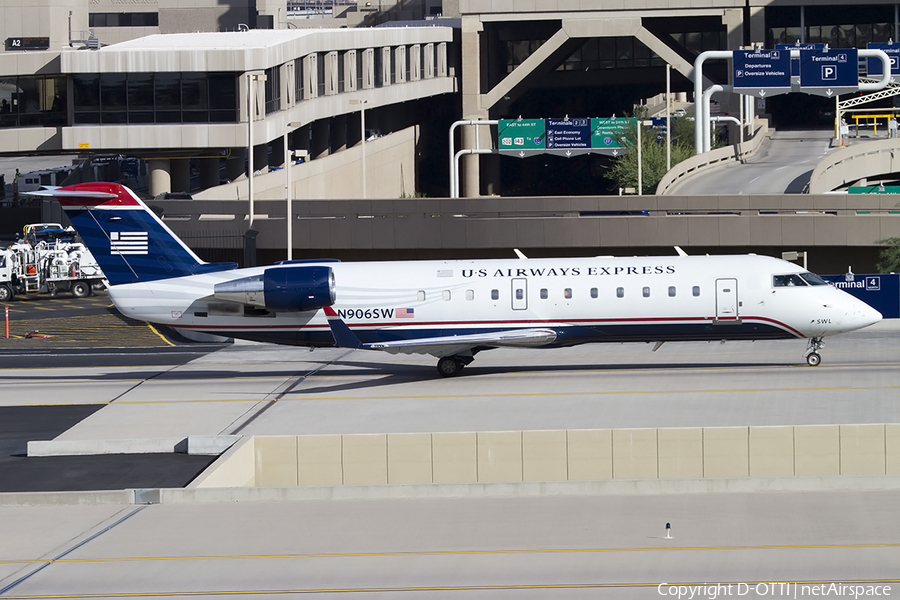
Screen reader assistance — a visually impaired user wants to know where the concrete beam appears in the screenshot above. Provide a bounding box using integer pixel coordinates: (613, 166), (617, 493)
(634, 26), (714, 90)
(482, 28), (570, 111)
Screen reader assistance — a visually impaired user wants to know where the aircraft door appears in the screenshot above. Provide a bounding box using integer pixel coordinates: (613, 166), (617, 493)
(715, 278), (739, 320)
(511, 278), (527, 310)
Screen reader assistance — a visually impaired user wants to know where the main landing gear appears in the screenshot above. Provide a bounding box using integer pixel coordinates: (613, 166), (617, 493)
(805, 337), (824, 367)
(437, 355), (473, 377)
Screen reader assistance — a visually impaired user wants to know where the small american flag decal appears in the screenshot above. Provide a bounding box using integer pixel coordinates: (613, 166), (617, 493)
(396, 308), (415, 318)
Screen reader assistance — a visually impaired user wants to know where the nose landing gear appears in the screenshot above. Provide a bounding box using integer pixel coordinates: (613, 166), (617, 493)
(805, 337), (824, 366)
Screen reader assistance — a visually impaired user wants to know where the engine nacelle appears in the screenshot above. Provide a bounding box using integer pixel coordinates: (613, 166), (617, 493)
(213, 265), (335, 312)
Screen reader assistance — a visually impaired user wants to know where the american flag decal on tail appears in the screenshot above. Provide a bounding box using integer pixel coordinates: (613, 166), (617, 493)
(396, 308), (415, 318)
(110, 231), (149, 255)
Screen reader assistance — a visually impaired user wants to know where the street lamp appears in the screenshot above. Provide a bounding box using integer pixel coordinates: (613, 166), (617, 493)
(285, 121), (301, 261)
(247, 71), (266, 228)
(350, 99), (368, 199)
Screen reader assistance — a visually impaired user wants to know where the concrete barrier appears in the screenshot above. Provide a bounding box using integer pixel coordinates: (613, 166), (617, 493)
(202, 425), (900, 489)
(808, 137), (900, 194)
(27, 435), (240, 457)
(657, 118), (771, 196)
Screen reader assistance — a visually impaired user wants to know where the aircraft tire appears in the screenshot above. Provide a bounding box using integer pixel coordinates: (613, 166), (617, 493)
(806, 352), (821, 367)
(437, 357), (463, 377)
(71, 281), (90, 298)
(0, 284), (12, 302)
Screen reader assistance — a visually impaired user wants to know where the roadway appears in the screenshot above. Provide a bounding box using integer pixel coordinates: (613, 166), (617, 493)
(666, 129), (837, 195)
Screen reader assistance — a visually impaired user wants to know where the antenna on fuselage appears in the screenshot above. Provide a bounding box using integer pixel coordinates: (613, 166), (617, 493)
(674, 246), (688, 257)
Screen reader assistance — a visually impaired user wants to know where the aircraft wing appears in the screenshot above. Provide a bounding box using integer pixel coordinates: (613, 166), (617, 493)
(366, 328), (558, 356)
(322, 307), (557, 357)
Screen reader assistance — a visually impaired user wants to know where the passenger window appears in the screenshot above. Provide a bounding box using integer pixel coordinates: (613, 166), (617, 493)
(491, 289), (499, 300)
(564, 288), (572, 299)
(668, 286), (676, 297)
(616, 287), (624, 298)
(442, 290), (451, 301)
(466, 289), (474, 301)
(417, 290), (425, 302)
(591, 288), (598, 298)
(515, 288), (524, 300)
(540, 288), (548, 299)
(692, 286), (700, 297)
(642, 287), (650, 298)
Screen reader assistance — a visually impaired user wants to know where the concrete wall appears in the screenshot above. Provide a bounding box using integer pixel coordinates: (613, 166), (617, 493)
(195, 125), (418, 201)
(203, 424), (900, 488)
(808, 138), (900, 194)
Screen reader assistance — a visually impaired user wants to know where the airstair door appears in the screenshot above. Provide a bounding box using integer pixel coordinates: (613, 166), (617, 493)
(715, 278), (739, 321)
(511, 278), (527, 310)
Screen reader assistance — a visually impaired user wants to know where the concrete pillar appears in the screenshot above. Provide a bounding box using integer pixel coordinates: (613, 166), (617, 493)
(749, 6), (766, 46)
(253, 144), (268, 173)
(331, 115), (348, 153)
(311, 120), (330, 159)
(148, 158), (171, 197)
(724, 9), (745, 145)
(226, 149), (246, 182)
(170, 158), (191, 193)
(271, 136), (286, 168)
(461, 15), (485, 197)
(198, 157), (220, 189)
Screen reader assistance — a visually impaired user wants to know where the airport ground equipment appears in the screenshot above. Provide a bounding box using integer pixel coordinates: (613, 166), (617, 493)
(0, 232), (106, 301)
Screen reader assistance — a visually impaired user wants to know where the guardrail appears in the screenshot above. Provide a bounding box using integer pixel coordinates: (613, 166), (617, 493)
(808, 137), (900, 194)
(657, 118), (771, 196)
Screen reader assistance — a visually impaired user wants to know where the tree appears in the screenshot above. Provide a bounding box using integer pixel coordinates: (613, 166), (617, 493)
(605, 107), (723, 195)
(875, 237), (900, 273)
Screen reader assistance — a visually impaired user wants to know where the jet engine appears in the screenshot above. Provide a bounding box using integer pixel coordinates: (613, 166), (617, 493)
(213, 265), (335, 312)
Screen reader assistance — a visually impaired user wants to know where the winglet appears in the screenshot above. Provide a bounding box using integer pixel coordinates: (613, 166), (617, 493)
(323, 306), (363, 349)
(674, 246), (688, 257)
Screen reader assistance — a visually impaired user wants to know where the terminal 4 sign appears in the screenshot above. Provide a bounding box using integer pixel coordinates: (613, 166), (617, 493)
(798, 48), (859, 96)
(867, 42), (900, 76)
(733, 49), (792, 96)
(498, 117), (634, 156)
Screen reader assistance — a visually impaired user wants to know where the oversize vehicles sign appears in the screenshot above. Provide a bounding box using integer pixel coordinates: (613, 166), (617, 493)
(732, 49), (791, 95)
(866, 41), (900, 75)
(546, 118), (591, 149)
(799, 48), (859, 96)
(499, 117), (633, 156)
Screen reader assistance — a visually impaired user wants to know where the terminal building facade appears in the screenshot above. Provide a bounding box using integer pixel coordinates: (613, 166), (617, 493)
(2, 1), (900, 271)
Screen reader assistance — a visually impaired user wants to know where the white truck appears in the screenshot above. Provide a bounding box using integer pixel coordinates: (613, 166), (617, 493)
(0, 231), (106, 302)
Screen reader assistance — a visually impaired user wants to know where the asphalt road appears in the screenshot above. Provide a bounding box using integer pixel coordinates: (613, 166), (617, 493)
(667, 129), (836, 195)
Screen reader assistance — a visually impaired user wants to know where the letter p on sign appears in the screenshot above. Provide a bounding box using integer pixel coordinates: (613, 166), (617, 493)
(822, 65), (837, 80)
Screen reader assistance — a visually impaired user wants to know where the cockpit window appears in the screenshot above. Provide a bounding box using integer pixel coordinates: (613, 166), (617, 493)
(799, 272), (829, 286)
(773, 274), (808, 287)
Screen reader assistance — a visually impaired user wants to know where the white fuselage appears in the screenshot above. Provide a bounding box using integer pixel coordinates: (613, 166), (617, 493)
(107, 254), (881, 348)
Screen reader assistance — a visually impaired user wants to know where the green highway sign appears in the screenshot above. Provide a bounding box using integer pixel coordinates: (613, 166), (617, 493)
(498, 119), (545, 150)
(591, 117), (634, 150)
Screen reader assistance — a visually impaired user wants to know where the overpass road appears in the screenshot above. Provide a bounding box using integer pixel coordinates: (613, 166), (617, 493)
(667, 129), (836, 195)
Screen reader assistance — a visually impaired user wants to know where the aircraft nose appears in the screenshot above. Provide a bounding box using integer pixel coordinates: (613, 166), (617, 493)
(847, 301), (882, 330)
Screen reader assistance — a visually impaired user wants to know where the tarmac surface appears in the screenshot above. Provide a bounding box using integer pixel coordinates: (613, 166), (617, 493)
(1, 300), (899, 598)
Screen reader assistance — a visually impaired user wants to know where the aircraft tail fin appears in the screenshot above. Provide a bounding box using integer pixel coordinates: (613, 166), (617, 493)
(33, 183), (236, 286)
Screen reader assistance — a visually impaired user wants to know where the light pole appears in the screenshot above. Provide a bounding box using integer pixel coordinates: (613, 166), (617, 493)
(247, 71), (266, 228)
(285, 121), (301, 261)
(351, 99), (368, 199)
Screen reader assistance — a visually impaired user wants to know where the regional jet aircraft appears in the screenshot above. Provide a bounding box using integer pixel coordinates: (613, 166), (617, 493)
(39, 183), (882, 376)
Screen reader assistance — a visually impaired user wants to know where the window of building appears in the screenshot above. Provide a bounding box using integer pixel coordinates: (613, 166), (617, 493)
(265, 66), (281, 114)
(692, 286), (700, 297)
(642, 287), (650, 297)
(1, 75), (67, 128)
(540, 288), (548, 299)
(89, 12), (159, 27)
(491, 289), (499, 300)
(616, 287), (624, 298)
(72, 72), (238, 125)
(591, 287), (598, 298)
(668, 286), (676, 297)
